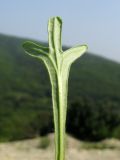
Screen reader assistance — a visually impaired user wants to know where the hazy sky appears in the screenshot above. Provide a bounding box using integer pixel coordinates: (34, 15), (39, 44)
(0, 0), (120, 62)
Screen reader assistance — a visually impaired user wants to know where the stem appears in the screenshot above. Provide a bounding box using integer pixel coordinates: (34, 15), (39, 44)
(52, 73), (68, 160)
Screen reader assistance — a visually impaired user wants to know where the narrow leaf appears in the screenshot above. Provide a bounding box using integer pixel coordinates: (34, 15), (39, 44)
(23, 41), (49, 59)
(63, 45), (87, 65)
(48, 17), (62, 59)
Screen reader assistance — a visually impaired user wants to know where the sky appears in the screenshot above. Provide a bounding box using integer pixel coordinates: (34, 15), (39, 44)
(0, 0), (120, 62)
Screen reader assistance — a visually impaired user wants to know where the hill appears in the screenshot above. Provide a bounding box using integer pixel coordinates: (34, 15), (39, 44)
(0, 33), (120, 102)
(0, 33), (120, 141)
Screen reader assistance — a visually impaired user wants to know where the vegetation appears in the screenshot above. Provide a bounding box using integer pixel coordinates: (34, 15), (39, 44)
(67, 98), (120, 141)
(82, 141), (117, 150)
(0, 31), (120, 144)
(38, 136), (50, 149)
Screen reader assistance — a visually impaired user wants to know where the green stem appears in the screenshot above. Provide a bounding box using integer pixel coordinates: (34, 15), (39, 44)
(52, 74), (68, 160)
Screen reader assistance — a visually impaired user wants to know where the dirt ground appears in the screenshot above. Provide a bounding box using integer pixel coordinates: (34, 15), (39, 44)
(0, 134), (120, 160)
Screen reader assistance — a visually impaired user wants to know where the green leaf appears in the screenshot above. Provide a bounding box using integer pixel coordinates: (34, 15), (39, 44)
(23, 41), (49, 59)
(63, 45), (88, 66)
(48, 17), (62, 53)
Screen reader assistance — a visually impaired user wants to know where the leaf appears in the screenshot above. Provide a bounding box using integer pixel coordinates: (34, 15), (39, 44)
(63, 45), (88, 66)
(48, 17), (62, 67)
(48, 17), (62, 53)
(23, 41), (49, 59)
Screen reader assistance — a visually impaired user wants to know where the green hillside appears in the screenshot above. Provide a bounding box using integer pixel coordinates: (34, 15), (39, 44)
(0, 33), (120, 141)
(0, 34), (120, 102)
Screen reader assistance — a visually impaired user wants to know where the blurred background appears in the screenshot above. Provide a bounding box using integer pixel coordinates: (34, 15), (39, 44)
(0, 0), (120, 160)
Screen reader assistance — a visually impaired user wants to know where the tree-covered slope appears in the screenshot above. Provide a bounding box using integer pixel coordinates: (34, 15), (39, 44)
(0, 33), (120, 141)
(0, 33), (120, 104)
